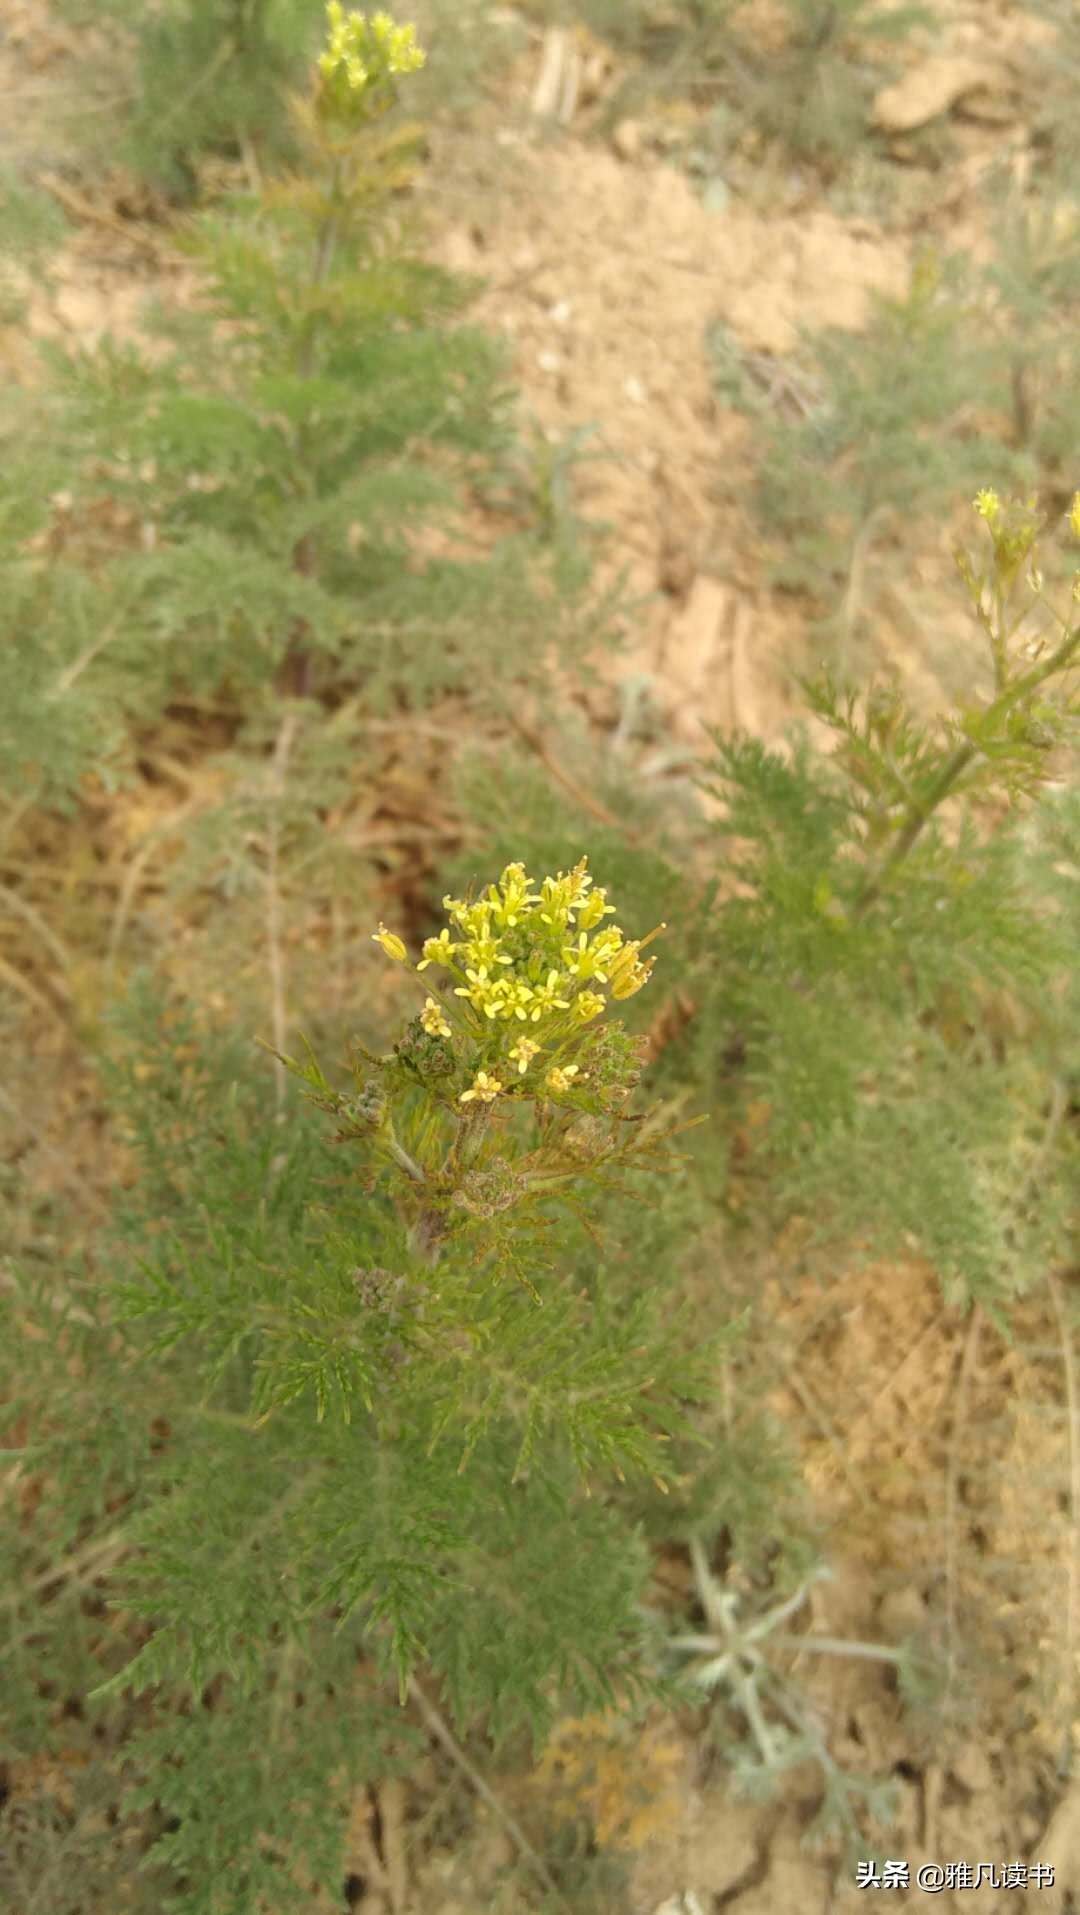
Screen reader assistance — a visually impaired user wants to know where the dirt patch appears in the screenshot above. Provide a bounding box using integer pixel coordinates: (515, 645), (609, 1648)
(422, 121), (912, 749)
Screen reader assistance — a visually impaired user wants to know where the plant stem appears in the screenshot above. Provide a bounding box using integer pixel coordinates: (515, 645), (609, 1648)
(407, 1676), (572, 1913)
(855, 616), (1080, 914)
(281, 154), (345, 698)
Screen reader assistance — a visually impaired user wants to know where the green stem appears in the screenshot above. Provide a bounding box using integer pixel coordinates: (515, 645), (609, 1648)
(282, 156), (345, 697)
(855, 616), (1080, 915)
(298, 154), (344, 380)
(387, 1134), (426, 1184)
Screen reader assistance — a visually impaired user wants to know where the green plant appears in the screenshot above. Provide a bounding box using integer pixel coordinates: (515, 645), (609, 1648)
(747, 251), (1008, 648)
(54, 0), (322, 198)
(433, 494), (1080, 1862)
(664, 1536), (926, 1858)
(271, 854), (688, 1295)
(694, 492), (1080, 1312)
(2, 856), (719, 1912)
(0, 0), (616, 1038)
(545, 0), (928, 174)
(5, 491), (1077, 1906)
(457, 494), (1080, 1316)
(979, 167), (1080, 481)
(52, 0), (512, 200)
(1028, 0), (1080, 181)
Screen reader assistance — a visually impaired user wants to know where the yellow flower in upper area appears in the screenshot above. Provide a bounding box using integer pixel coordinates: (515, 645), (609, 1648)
(488, 862), (540, 928)
(610, 958), (654, 1000)
(1069, 492), (1080, 539)
(973, 488), (1001, 523)
(606, 938), (640, 980)
(459, 1071), (503, 1105)
(317, 3), (425, 97)
(465, 935), (514, 974)
(420, 997), (451, 1038)
(561, 931), (611, 983)
(538, 857), (592, 928)
(508, 1036), (541, 1075)
(592, 927), (625, 967)
(443, 895), (493, 940)
(546, 1064), (588, 1094)
(372, 921), (407, 962)
(368, 9), (425, 73)
(417, 928), (459, 971)
(577, 885), (617, 931)
(574, 991), (605, 1022)
(606, 923), (664, 993)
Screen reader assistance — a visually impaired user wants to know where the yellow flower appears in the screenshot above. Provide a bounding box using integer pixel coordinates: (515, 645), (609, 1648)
(525, 970), (572, 1022)
(453, 965), (498, 1015)
(561, 931), (612, 982)
(372, 921), (407, 962)
(610, 958), (654, 1000)
(465, 935), (514, 974)
(606, 924), (664, 995)
(420, 997), (451, 1038)
(1069, 492), (1080, 539)
(317, 4), (425, 96)
(574, 991), (605, 1021)
(546, 1064), (587, 1094)
(973, 488), (1000, 523)
(488, 862), (540, 927)
(591, 928), (626, 968)
(508, 1037), (541, 1075)
(368, 9), (425, 74)
(444, 896), (493, 939)
(606, 938), (640, 980)
(538, 857), (591, 929)
(499, 979), (537, 1023)
(459, 1071), (503, 1105)
(417, 928), (458, 971)
(577, 886), (616, 931)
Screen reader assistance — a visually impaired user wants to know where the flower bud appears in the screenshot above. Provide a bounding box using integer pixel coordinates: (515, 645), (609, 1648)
(346, 1082), (387, 1133)
(372, 922), (408, 962)
(451, 1162), (525, 1218)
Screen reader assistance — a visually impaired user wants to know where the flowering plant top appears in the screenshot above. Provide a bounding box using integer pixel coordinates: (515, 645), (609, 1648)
(372, 857), (665, 1110)
(315, 4), (425, 128)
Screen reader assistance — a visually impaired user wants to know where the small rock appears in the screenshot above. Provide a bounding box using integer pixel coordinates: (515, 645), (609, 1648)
(878, 1584), (927, 1640)
(950, 1742), (995, 1794)
(612, 118), (645, 162)
(872, 56), (999, 133)
(701, 174), (730, 216)
(954, 83), (1017, 126)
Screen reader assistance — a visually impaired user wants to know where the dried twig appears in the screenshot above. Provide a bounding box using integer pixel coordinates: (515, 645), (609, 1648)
(38, 170), (168, 259)
(266, 713), (299, 1116)
(1049, 1268), (1079, 1774)
(407, 1674), (571, 1914)
(943, 1304), (983, 1719)
(498, 704), (642, 844)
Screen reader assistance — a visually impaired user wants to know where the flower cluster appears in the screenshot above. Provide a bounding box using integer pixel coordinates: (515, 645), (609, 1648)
(315, 4), (425, 124)
(370, 857), (664, 1110)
